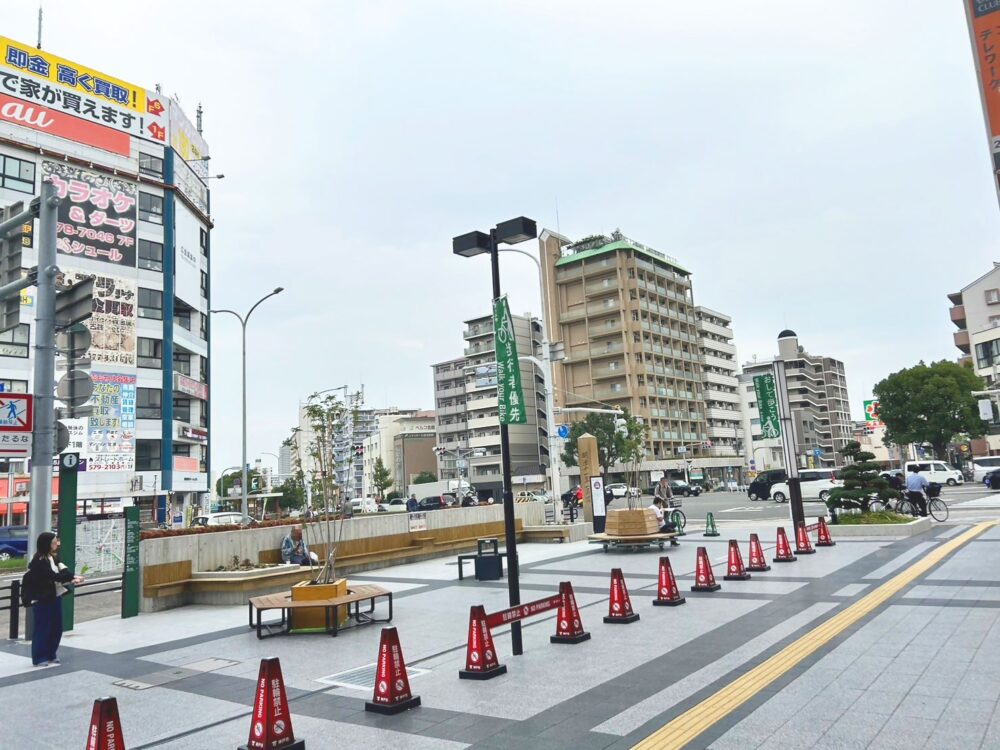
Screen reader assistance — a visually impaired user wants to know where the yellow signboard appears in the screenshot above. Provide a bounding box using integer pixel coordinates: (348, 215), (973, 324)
(1, 36), (145, 113)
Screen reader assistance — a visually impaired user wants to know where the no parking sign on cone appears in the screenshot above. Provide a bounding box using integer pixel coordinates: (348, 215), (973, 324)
(239, 658), (305, 750)
(459, 605), (507, 680)
(604, 568), (640, 624)
(365, 627), (421, 715)
(653, 556), (686, 607)
(746, 533), (771, 572)
(723, 539), (750, 581)
(691, 546), (721, 592)
(85, 697), (125, 750)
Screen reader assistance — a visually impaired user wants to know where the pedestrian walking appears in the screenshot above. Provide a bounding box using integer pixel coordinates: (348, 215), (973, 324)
(26, 532), (83, 666)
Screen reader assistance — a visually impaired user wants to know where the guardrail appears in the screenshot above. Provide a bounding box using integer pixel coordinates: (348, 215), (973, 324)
(4, 573), (123, 640)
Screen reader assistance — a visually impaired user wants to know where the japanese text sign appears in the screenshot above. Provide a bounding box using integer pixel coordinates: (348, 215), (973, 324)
(0, 92), (129, 155)
(493, 295), (527, 425)
(87, 372), (136, 472)
(60, 270), (137, 367)
(967, 2), (1000, 195)
(753, 373), (781, 439)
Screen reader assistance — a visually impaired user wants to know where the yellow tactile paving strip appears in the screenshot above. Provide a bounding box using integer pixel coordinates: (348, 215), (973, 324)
(632, 521), (998, 750)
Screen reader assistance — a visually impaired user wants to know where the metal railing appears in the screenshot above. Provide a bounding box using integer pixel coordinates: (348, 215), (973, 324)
(4, 572), (123, 640)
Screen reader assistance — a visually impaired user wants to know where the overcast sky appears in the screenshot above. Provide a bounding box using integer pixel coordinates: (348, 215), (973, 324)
(6, 1), (1000, 474)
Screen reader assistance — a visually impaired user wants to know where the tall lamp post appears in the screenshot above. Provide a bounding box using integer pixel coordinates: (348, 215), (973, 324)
(210, 287), (284, 519)
(453, 216), (537, 657)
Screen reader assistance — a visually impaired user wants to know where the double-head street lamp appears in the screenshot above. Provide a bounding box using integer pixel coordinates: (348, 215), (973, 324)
(453, 216), (537, 657)
(210, 287), (284, 519)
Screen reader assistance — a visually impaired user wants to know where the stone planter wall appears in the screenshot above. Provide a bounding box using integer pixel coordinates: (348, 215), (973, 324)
(828, 516), (932, 537)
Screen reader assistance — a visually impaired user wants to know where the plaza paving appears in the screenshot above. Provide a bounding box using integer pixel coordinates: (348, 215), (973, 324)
(2, 509), (1000, 748)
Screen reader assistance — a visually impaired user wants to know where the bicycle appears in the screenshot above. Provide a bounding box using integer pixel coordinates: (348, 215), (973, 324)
(668, 504), (686, 532)
(868, 486), (948, 522)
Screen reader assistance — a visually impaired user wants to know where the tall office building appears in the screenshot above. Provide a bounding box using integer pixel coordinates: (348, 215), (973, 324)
(741, 330), (852, 469)
(0, 37), (211, 523)
(432, 313), (548, 499)
(694, 306), (744, 480)
(540, 229), (732, 478)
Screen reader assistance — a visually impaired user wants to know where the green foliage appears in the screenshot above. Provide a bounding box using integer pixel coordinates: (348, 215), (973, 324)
(386, 490), (403, 501)
(835, 510), (912, 525)
(874, 360), (985, 459)
(274, 478), (305, 510)
(372, 457), (393, 498)
(412, 471), (437, 484)
(215, 469), (262, 498)
(826, 441), (899, 513)
(560, 409), (647, 476)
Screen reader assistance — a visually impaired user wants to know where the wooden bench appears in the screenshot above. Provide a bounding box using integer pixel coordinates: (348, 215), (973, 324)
(247, 584), (392, 639)
(523, 525), (573, 543)
(143, 561), (193, 599)
(588, 532), (678, 552)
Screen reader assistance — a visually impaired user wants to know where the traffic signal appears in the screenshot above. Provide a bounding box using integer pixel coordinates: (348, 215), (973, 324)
(250, 476), (260, 492)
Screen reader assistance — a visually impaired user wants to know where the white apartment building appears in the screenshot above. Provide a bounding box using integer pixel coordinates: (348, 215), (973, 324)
(0, 37), (211, 524)
(360, 410), (436, 497)
(695, 306), (744, 482)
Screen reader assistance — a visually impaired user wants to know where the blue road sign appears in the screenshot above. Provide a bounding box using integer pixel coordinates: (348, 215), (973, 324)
(557, 424), (570, 439)
(813, 448), (822, 459)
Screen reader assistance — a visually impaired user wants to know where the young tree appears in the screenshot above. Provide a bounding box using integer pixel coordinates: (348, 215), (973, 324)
(560, 410), (646, 476)
(412, 471), (437, 484)
(874, 361), (985, 459)
(826, 441), (898, 514)
(372, 457), (393, 499)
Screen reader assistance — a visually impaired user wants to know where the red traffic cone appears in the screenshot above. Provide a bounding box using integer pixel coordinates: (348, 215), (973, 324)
(746, 533), (771, 572)
(551, 581), (592, 643)
(365, 627), (421, 715)
(239, 658), (305, 750)
(85, 697), (126, 750)
(691, 546), (721, 592)
(723, 539), (751, 581)
(795, 522), (816, 555)
(459, 605), (507, 680)
(653, 556), (686, 607)
(604, 568), (640, 623)
(773, 527), (797, 563)
(816, 516), (836, 547)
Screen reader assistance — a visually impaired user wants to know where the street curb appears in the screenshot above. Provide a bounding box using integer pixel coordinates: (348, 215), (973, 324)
(828, 516), (931, 538)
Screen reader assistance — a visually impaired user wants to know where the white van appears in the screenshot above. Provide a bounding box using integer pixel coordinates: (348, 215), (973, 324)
(905, 461), (963, 486)
(971, 456), (1000, 483)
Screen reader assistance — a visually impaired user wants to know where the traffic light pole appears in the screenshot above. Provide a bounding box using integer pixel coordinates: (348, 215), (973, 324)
(28, 181), (60, 549)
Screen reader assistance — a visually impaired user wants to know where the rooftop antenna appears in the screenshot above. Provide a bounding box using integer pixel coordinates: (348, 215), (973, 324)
(36, 3), (43, 49)
(196, 102), (203, 134)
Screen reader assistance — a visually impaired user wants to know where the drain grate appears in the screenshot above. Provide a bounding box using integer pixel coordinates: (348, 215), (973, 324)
(316, 662), (430, 690)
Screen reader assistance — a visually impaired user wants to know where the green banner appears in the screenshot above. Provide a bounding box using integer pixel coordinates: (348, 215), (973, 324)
(753, 374), (781, 439)
(57, 453), (79, 630)
(122, 505), (140, 618)
(493, 295), (527, 425)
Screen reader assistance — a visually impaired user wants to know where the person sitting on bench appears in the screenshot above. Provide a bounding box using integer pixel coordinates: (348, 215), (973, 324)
(281, 526), (316, 566)
(649, 499), (677, 535)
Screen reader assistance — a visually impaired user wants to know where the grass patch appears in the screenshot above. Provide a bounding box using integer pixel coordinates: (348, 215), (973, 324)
(835, 511), (913, 525)
(0, 557), (26, 572)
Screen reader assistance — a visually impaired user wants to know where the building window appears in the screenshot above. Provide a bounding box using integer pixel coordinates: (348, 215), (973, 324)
(136, 388), (162, 419)
(987, 289), (1000, 305)
(0, 324), (29, 358)
(200, 270), (208, 298)
(136, 440), (161, 471)
(174, 305), (191, 331)
(173, 397), (191, 423)
(977, 340), (999, 370)
(199, 228), (208, 256)
(199, 357), (207, 383)
(173, 349), (191, 376)
(138, 153), (164, 180)
(0, 379), (27, 393)
(138, 239), (163, 271)
(0, 155), (35, 193)
(199, 314), (207, 341)
(138, 193), (163, 224)
(138, 288), (162, 319)
(137, 337), (162, 368)
(172, 442), (191, 457)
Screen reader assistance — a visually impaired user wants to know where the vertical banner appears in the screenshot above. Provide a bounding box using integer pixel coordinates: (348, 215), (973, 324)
(863, 399), (882, 427)
(41, 161), (137, 268)
(966, 1), (1000, 203)
(752, 374), (781, 439)
(493, 296), (527, 425)
(87, 372), (136, 471)
(60, 270), (136, 367)
(58, 453), (80, 630)
(121, 505), (139, 618)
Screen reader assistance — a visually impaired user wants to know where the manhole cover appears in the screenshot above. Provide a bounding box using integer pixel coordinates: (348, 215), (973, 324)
(316, 663), (429, 690)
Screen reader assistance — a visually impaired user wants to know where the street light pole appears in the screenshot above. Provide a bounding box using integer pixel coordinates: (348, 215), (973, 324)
(210, 287), (283, 519)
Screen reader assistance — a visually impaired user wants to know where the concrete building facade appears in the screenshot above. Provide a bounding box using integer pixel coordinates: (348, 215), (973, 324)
(695, 306), (744, 481)
(742, 331), (852, 470)
(0, 37), (211, 524)
(360, 410), (435, 498)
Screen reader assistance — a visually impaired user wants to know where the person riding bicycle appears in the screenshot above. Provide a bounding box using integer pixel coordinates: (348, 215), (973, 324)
(905, 464), (929, 517)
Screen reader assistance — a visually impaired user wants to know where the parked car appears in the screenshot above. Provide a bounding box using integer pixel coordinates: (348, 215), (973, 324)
(605, 483), (629, 498)
(0, 525), (29, 560)
(748, 469), (787, 501)
(514, 491), (548, 502)
(905, 461), (963, 486)
(971, 456), (1000, 483)
(417, 496), (446, 511)
(768, 477), (839, 503)
(669, 480), (701, 497)
(349, 497), (380, 514)
(191, 512), (258, 528)
(380, 498), (408, 513)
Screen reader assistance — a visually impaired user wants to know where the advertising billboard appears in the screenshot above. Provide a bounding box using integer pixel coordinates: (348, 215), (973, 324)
(0, 92), (129, 155)
(966, 1), (1000, 201)
(87, 372), (136, 472)
(42, 161), (137, 268)
(60, 269), (137, 368)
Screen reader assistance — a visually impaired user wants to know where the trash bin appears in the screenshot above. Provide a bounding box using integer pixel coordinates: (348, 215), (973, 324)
(474, 554), (502, 581)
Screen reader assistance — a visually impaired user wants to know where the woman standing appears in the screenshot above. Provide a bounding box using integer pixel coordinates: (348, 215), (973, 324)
(27, 532), (83, 667)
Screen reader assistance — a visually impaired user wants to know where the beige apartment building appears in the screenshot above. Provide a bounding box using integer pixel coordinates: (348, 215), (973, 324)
(695, 306), (744, 480)
(540, 230), (737, 478)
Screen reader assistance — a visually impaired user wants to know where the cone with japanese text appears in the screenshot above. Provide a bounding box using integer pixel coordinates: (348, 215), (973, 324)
(690, 546), (721, 592)
(551, 581), (592, 643)
(604, 568), (640, 623)
(459, 605), (507, 680)
(795, 522), (816, 555)
(773, 527), (797, 563)
(365, 627), (421, 715)
(816, 516), (836, 547)
(703, 512), (720, 537)
(746, 533), (771, 572)
(239, 658), (305, 750)
(85, 697), (126, 750)
(723, 539), (751, 581)
(652, 556), (686, 607)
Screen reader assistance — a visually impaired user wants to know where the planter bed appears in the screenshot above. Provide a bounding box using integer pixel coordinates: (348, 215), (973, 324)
(828, 516), (931, 538)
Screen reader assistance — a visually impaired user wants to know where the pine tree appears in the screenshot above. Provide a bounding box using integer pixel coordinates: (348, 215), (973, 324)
(826, 441), (899, 515)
